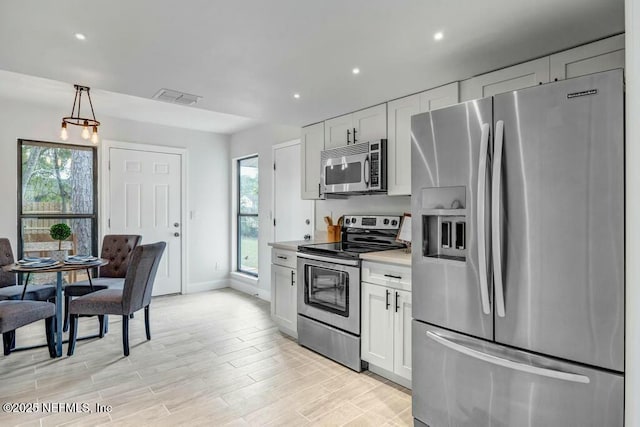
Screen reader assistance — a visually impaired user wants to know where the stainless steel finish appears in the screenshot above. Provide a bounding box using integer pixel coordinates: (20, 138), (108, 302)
(477, 122), (491, 316)
(345, 215), (401, 230)
(295, 252), (359, 267)
(426, 331), (589, 383)
(492, 119), (506, 318)
(297, 255), (361, 335)
(411, 98), (494, 340)
(321, 140), (386, 195)
(493, 70), (624, 372)
(413, 322), (624, 427)
(297, 315), (364, 372)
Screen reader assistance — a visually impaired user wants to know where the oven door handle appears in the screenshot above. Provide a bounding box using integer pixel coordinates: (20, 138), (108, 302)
(364, 155), (370, 188)
(296, 253), (360, 267)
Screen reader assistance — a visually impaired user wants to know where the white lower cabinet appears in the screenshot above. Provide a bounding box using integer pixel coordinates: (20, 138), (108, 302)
(361, 261), (412, 387)
(270, 248), (297, 338)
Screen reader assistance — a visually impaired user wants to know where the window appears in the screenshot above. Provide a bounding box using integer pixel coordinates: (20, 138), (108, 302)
(237, 155), (259, 276)
(18, 140), (98, 280)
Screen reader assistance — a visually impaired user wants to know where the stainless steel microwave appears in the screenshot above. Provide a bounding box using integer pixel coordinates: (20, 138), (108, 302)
(320, 140), (387, 195)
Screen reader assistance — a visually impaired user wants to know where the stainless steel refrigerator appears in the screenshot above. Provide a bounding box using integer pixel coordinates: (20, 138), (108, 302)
(410, 69), (624, 427)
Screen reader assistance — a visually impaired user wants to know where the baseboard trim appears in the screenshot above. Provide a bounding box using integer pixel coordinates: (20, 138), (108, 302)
(367, 364), (412, 389)
(229, 279), (271, 302)
(186, 279), (229, 294)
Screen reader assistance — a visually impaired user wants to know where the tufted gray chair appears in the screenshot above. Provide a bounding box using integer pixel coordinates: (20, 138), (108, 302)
(0, 300), (56, 357)
(67, 242), (166, 357)
(0, 238), (56, 302)
(63, 235), (141, 332)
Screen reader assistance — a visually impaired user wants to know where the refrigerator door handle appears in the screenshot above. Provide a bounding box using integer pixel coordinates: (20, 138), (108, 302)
(477, 123), (491, 315)
(426, 331), (590, 384)
(492, 120), (506, 317)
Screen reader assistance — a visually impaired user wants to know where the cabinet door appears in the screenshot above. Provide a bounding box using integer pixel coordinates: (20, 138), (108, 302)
(271, 264), (297, 335)
(460, 57), (550, 101)
(352, 104), (387, 144)
(324, 113), (353, 149)
(387, 83), (459, 196)
(301, 122), (324, 200)
(361, 282), (394, 371)
(550, 34), (624, 81)
(393, 289), (412, 381)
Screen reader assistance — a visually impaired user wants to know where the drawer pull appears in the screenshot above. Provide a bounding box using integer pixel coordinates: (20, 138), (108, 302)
(277, 255), (288, 260)
(384, 274), (402, 279)
(385, 290), (390, 310)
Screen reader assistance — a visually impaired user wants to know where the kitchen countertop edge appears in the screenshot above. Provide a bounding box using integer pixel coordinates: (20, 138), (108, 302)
(360, 249), (412, 267)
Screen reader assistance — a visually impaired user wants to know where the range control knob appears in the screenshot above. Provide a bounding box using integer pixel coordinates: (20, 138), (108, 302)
(351, 217), (357, 224)
(391, 220), (398, 226)
(345, 218), (351, 225)
(383, 218), (390, 225)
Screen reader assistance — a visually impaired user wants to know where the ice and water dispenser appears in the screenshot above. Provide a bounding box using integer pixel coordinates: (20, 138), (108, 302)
(421, 186), (466, 262)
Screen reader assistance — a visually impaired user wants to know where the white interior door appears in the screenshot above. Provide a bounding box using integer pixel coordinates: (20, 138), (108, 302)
(273, 143), (313, 241)
(108, 147), (182, 295)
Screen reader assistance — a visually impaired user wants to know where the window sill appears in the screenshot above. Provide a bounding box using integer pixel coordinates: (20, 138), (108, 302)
(230, 271), (258, 286)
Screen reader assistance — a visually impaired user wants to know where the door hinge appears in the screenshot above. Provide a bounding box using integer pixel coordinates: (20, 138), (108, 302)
(273, 219), (276, 226)
(108, 160), (111, 171)
(108, 218), (110, 228)
(273, 162), (276, 171)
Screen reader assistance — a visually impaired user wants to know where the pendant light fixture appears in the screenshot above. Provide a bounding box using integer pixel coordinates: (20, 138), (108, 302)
(60, 84), (100, 143)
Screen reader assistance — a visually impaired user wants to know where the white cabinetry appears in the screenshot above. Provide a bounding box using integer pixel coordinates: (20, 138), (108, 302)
(460, 57), (550, 101)
(324, 104), (387, 149)
(550, 34), (625, 80)
(361, 261), (412, 387)
(301, 122), (324, 200)
(270, 248), (297, 337)
(387, 83), (459, 195)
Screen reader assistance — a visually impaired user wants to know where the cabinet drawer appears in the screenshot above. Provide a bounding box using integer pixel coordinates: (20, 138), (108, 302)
(271, 248), (297, 269)
(362, 261), (411, 291)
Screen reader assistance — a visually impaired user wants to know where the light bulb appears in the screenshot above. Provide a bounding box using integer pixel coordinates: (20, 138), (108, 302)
(91, 126), (99, 144)
(60, 122), (68, 141)
(81, 121), (90, 139)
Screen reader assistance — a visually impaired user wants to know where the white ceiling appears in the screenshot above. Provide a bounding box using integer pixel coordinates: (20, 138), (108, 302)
(0, 0), (624, 131)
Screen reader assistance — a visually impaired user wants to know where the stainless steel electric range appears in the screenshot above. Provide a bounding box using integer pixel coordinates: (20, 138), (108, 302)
(296, 215), (405, 371)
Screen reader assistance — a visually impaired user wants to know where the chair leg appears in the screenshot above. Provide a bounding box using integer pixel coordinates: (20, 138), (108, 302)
(144, 305), (151, 340)
(2, 331), (15, 356)
(63, 296), (71, 332)
(122, 315), (130, 356)
(104, 315), (109, 334)
(45, 317), (55, 358)
(67, 314), (79, 356)
(98, 315), (105, 338)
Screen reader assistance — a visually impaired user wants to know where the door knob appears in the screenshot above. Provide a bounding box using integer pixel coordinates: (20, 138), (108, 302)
(174, 232), (180, 237)
(174, 222), (180, 227)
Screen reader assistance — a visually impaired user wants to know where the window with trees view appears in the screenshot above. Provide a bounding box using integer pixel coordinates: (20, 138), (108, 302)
(237, 156), (259, 276)
(18, 140), (98, 267)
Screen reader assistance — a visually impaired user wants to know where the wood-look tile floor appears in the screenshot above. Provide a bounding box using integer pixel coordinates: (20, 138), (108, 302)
(0, 288), (412, 426)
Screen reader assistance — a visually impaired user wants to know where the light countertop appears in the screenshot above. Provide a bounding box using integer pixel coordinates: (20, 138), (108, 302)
(360, 248), (412, 266)
(268, 238), (328, 252)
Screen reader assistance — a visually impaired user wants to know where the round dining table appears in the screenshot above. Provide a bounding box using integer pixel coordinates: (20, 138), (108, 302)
(4, 259), (108, 357)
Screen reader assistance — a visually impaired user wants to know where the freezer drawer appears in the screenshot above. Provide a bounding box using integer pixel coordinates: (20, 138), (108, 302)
(412, 321), (623, 427)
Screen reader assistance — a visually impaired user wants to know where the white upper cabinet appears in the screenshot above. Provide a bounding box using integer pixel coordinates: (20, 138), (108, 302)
(300, 122), (325, 200)
(324, 113), (354, 149)
(550, 34), (624, 81)
(460, 57), (550, 101)
(352, 104), (387, 144)
(324, 104), (387, 149)
(387, 83), (459, 196)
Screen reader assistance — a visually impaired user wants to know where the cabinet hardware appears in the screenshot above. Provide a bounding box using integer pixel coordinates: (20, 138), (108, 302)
(395, 291), (400, 312)
(347, 129), (351, 144)
(384, 274), (402, 279)
(277, 255), (287, 260)
(353, 127), (357, 143)
(385, 289), (390, 310)
(291, 270), (295, 286)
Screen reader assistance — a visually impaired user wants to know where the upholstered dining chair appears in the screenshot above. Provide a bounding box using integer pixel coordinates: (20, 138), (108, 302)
(0, 300), (55, 357)
(67, 241), (166, 357)
(0, 238), (56, 302)
(63, 234), (142, 332)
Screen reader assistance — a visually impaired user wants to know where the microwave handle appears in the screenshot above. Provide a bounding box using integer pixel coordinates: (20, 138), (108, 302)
(364, 154), (370, 187)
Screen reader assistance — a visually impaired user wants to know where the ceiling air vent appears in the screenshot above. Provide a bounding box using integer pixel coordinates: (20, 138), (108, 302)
(152, 88), (201, 106)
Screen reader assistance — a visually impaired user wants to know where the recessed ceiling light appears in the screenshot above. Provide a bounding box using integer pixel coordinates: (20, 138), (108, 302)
(293, 93), (300, 99)
(352, 67), (360, 75)
(75, 33), (86, 41)
(434, 32), (444, 41)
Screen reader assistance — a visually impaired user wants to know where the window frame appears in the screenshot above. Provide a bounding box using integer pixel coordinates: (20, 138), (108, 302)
(17, 139), (99, 259)
(236, 155), (259, 277)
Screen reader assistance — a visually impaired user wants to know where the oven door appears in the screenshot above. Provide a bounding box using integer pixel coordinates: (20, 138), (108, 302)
(297, 254), (361, 335)
(322, 152), (369, 194)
